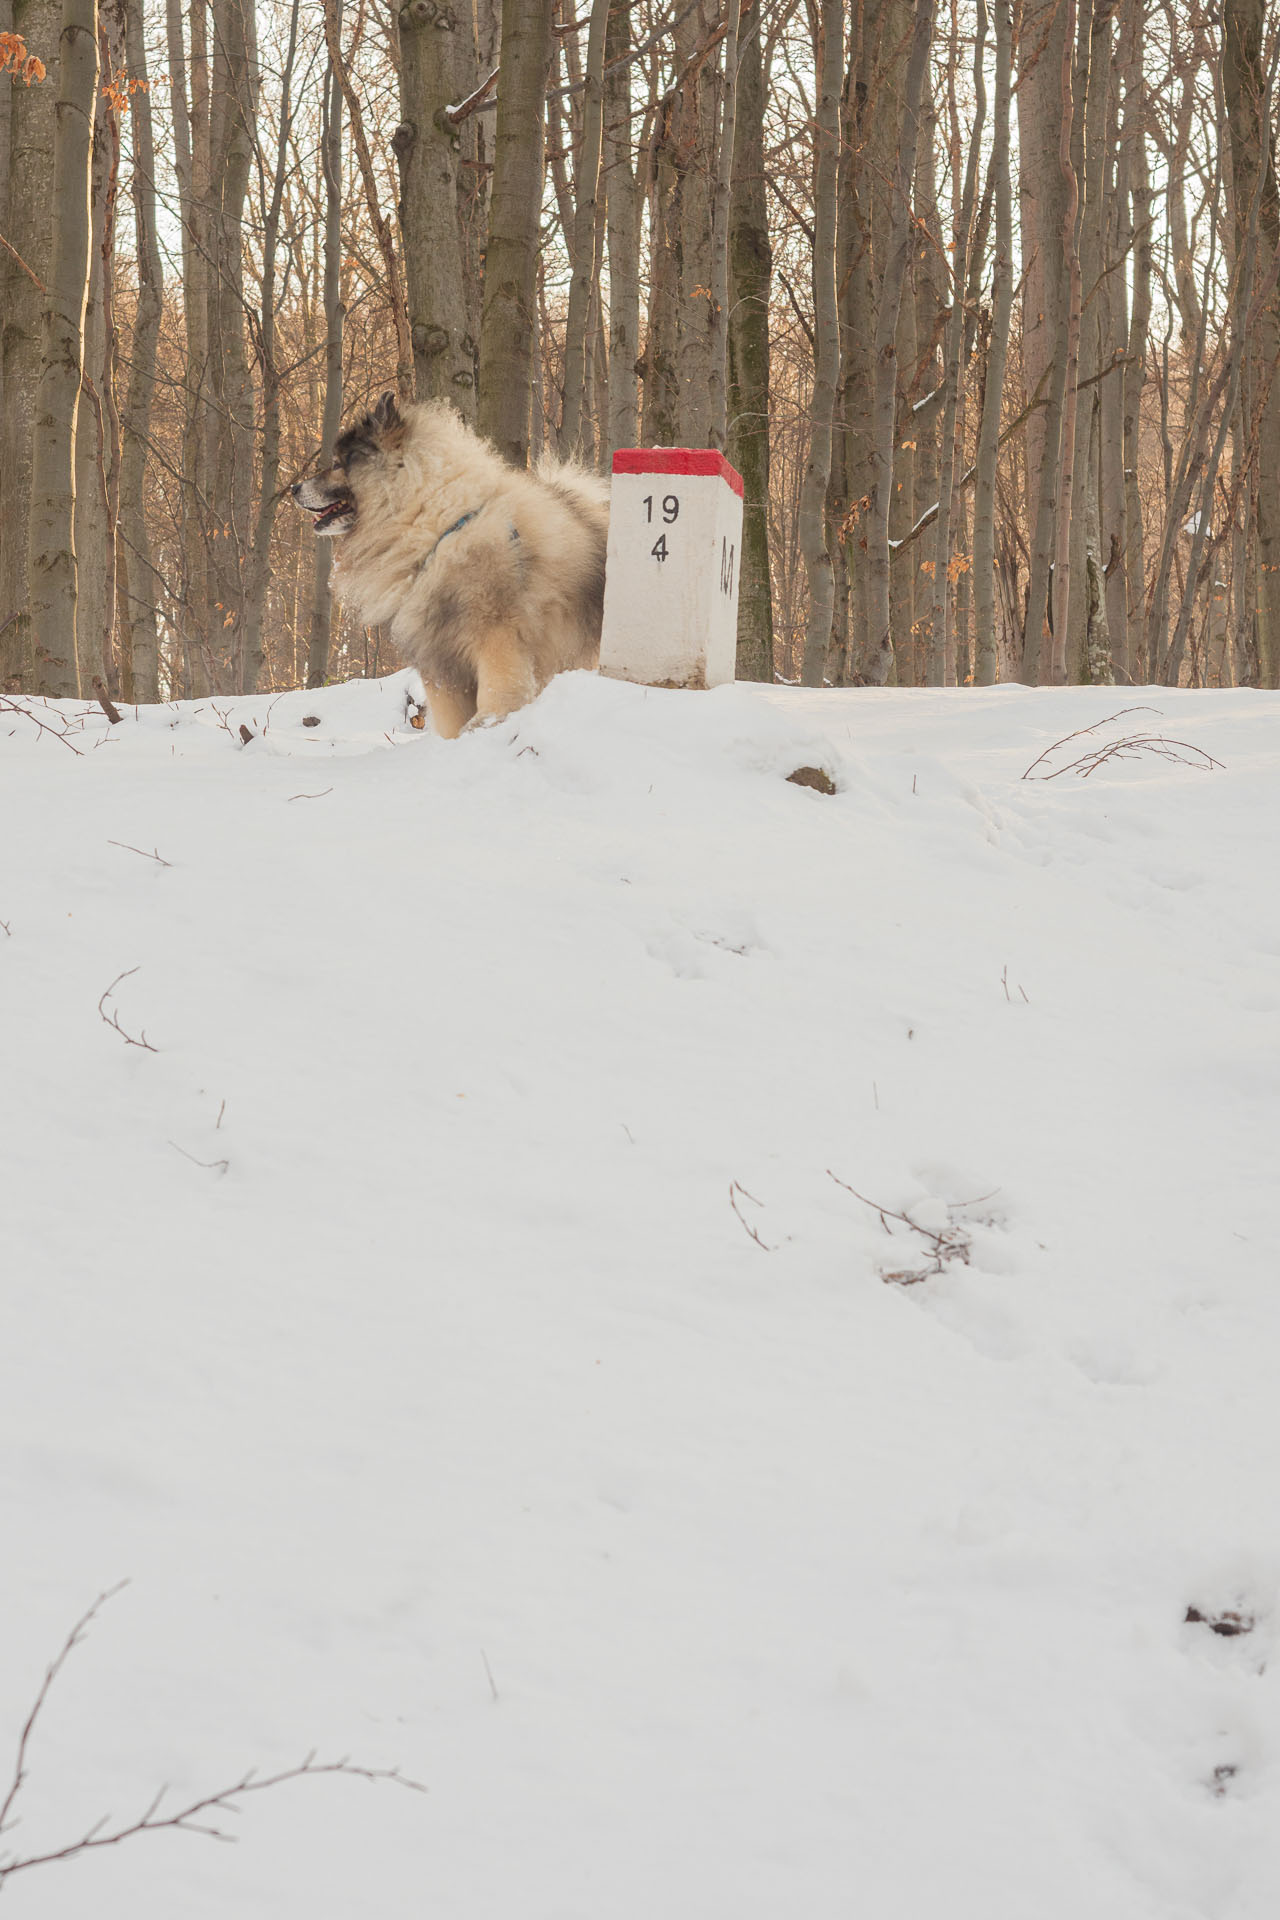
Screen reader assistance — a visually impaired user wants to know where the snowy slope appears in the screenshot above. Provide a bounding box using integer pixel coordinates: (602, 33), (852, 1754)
(2, 672), (1279, 1918)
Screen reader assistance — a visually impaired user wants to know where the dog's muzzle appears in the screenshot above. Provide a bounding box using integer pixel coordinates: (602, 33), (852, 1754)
(292, 477), (356, 536)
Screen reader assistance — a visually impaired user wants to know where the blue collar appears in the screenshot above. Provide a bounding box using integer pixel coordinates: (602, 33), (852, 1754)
(418, 509), (480, 573)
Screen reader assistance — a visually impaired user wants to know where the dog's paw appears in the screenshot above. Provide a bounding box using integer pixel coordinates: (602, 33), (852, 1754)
(461, 711), (507, 734)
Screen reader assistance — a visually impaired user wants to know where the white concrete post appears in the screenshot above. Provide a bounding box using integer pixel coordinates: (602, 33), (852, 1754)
(599, 449), (745, 689)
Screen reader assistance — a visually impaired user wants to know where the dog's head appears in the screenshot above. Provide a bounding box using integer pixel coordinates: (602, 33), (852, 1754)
(292, 391), (406, 538)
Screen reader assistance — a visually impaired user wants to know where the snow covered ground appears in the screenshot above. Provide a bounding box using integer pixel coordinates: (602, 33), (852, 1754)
(2, 670), (1279, 1917)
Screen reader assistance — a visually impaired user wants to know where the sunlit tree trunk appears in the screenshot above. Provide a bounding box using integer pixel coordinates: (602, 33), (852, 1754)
(926, 0), (986, 687)
(0, 0), (59, 689)
(117, 0), (161, 700)
(242, 0), (301, 694)
(205, 0), (256, 689)
(863, 0), (934, 687)
(27, 0), (98, 696)
(705, 0), (738, 450)
(395, 0), (478, 412)
(728, 1), (772, 680)
(973, 0), (1012, 686)
(798, 0), (841, 686)
(308, 23), (343, 689)
(74, 0), (122, 695)
(559, 0), (609, 454)
(477, 0), (553, 467)
(603, 0), (638, 455)
(1223, 0), (1280, 685)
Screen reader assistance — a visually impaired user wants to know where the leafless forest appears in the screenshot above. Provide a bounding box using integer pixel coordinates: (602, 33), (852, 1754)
(1, 0), (1277, 699)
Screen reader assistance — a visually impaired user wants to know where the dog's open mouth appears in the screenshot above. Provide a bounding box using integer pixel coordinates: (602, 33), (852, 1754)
(307, 494), (356, 535)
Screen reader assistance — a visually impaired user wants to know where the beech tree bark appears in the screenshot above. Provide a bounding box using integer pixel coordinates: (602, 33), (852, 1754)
(117, 0), (161, 701)
(559, 0), (609, 456)
(926, 0), (986, 687)
(972, 0), (1012, 686)
(862, 0), (934, 687)
(395, 0), (478, 413)
(477, 0), (554, 467)
(727, 1), (773, 681)
(603, 0), (639, 455)
(1223, 0), (1280, 685)
(798, 0), (841, 686)
(1, 0), (59, 690)
(27, 0), (98, 696)
(308, 23), (344, 689)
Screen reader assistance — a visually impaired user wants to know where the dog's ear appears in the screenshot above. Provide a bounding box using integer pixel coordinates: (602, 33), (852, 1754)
(373, 391), (401, 433)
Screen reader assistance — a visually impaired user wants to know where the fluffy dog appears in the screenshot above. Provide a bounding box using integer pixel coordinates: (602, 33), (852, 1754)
(293, 394), (609, 737)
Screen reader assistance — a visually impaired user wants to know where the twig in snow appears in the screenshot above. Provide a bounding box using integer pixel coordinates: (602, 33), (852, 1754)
(169, 1142), (230, 1177)
(1000, 965), (1029, 1004)
(480, 1650), (499, 1702)
(107, 840), (173, 868)
(1038, 733), (1223, 780)
(0, 1584), (130, 1848)
(0, 697), (83, 754)
(729, 1179), (778, 1252)
(97, 968), (158, 1052)
(91, 678), (122, 725)
(0, 920), (10, 937)
(1021, 705), (1174, 780)
(0, 1585), (426, 1891)
(288, 787), (334, 802)
(826, 1172), (983, 1285)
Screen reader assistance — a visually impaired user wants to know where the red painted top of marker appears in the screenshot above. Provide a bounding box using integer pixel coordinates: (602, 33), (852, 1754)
(611, 448), (745, 499)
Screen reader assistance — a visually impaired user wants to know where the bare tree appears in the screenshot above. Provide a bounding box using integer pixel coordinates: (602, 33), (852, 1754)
(727, 0), (773, 679)
(862, 0), (935, 687)
(117, 0), (163, 700)
(477, 0), (555, 467)
(395, 0), (479, 412)
(797, 0), (841, 686)
(26, 0), (99, 696)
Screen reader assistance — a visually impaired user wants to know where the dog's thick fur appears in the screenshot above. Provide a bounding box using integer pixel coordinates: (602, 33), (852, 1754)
(293, 394), (609, 737)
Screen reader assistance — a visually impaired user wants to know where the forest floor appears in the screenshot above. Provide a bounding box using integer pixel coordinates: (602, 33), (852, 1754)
(3, 671), (1279, 1918)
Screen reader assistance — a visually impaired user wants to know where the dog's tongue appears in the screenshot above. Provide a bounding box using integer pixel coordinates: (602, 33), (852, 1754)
(316, 499), (352, 528)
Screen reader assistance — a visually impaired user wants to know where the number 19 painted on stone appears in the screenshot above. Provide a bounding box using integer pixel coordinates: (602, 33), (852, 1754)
(599, 449), (744, 690)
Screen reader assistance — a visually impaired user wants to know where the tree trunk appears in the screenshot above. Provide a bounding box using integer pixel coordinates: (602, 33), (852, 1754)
(1016, 0), (1071, 682)
(643, 80), (682, 445)
(117, 0), (162, 700)
(705, 0), (738, 450)
(862, 0), (934, 687)
(926, 0), (987, 687)
(798, 0), (842, 686)
(308, 25), (344, 690)
(205, 0), (256, 690)
(1119, 0), (1150, 679)
(603, 0), (639, 455)
(164, 0), (212, 694)
(27, 0), (98, 696)
(671, 1), (717, 446)
(1047, 0), (1082, 684)
(727, 2), (773, 681)
(1223, 0), (1280, 686)
(74, 0), (121, 696)
(1, 0), (59, 690)
(241, 0), (301, 695)
(560, 0), (610, 456)
(395, 0), (478, 413)
(477, 0), (553, 467)
(973, 0), (1012, 686)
